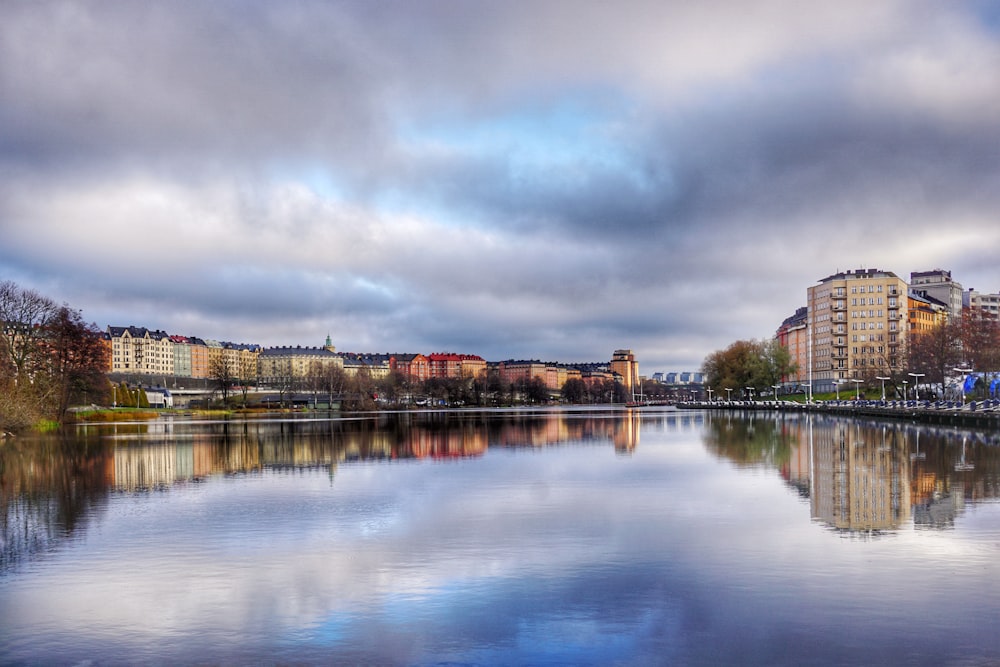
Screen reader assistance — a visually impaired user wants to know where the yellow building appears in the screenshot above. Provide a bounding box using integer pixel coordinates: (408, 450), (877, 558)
(807, 269), (907, 393)
(908, 292), (949, 337)
(257, 345), (344, 384)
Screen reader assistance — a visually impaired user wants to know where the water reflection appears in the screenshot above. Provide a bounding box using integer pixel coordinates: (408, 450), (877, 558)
(2, 410), (654, 574)
(703, 411), (1000, 535)
(4, 408), (1000, 664)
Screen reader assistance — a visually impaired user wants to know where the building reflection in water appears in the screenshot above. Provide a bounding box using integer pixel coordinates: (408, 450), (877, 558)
(703, 412), (1000, 535)
(7, 408), (999, 572)
(809, 421), (910, 532)
(1, 410), (652, 571)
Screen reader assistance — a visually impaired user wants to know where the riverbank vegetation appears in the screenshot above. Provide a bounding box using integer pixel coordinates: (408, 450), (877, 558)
(1, 281), (110, 433)
(700, 338), (796, 400)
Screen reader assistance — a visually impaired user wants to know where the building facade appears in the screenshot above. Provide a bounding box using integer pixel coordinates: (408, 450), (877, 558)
(807, 269), (907, 393)
(389, 353), (430, 381)
(257, 346), (344, 384)
(610, 349), (639, 392)
(776, 306), (809, 388)
(910, 269), (963, 320)
(908, 291), (949, 336)
(108, 326), (175, 376)
(964, 288), (1000, 320)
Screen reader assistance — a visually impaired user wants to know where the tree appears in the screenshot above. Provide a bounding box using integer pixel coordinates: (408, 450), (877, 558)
(209, 355), (235, 405)
(960, 308), (1000, 382)
(0, 280), (58, 384)
(701, 338), (796, 398)
(43, 307), (110, 416)
(306, 360), (347, 408)
(755, 338), (797, 397)
(561, 378), (587, 403)
(1, 283), (110, 428)
(909, 320), (963, 398)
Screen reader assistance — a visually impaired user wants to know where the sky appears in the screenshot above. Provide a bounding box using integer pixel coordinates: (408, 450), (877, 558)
(2, 0), (1000, 374)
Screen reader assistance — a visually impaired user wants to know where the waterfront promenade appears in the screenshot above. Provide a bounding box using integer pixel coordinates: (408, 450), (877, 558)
(678, 398), (1000, 429)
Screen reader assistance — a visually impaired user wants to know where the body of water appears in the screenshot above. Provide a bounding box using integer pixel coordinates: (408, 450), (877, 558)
(2, 407), (999, 665)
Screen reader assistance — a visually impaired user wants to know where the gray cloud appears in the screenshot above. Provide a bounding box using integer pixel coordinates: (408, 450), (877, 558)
(2, 0), (1000, 370)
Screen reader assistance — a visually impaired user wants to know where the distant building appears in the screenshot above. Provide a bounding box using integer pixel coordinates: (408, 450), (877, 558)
(427, 353), (487, 380)
(910, 269), (963, 320)
(610, 349), (639, 392)
(499, 360), (550, 386)
(964, 287), (1000, 320)
(338, 352), (391, 379)
(107, 326), (174, 376)
(908, 290), (949, 336)
(389, 353), (430, 381)
(776, 306), (808, 387)
(257, 345), (343, 384)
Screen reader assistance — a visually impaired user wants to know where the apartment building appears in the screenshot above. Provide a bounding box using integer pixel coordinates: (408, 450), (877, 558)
(775, 306), (808, 387)
(425, 353), (487, 380)
(339, 353), (391, 379)
(908, 291), (949, 336)
(256, 346), (343, 384)
(499, 360), (550, 387)
(964, 288), (1000, 319)
(108, 326), (175, 375)
(806, 269), (907, 393)
(910, 269), (963, 320)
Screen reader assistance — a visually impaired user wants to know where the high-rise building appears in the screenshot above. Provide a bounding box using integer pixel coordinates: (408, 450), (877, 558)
(610, 349), (639, 392)
(807, 269), (907, 394)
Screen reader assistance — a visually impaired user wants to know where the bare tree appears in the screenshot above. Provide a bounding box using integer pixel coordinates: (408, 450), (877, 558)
(960, 308), (1000, 379)
(909, 319), (963, 397)
(0, 280), (58, 384)
(209, 355), (235, 405)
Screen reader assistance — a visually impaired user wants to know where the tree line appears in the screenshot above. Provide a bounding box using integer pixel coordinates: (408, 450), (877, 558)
(1, 281), (110, 431)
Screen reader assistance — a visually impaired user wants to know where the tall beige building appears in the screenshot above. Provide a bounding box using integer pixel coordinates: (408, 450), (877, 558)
(807, 269), (907, 394)
(610, 349), (639, 393)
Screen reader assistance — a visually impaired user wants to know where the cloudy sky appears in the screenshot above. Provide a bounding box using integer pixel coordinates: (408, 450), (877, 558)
(2, 1), (999, 372)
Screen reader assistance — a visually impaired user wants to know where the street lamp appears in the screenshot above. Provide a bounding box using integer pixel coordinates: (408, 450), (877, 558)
(725, 387), (733, 402)
(908, 372), (924, 401)
(902, 379), (908, 401)
(875, 376), (890, 402)
(851, 378), (863, 400)
(745, 387), (755, 402)
(707, 387), (714, 403)
(954, 366), (973, 403)
(772, 384), (781, 403)
(834, 380), (841, 401)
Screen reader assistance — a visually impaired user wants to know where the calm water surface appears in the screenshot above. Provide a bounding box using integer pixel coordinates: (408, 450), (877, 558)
(2, 407), (1000, 665)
